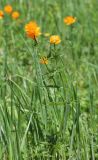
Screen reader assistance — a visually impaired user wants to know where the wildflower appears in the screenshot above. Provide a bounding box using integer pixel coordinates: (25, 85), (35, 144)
(4, 5), (13, 14)
(50, 35), (61, 45)
(12, 11), (20, 19)
(0, 10), (4, 19)
(40, 57), (48, 64)
(25, 21), (41, 40)
(64, 16), (76, 25)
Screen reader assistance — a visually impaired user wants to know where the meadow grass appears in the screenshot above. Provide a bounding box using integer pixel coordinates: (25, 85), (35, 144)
(0, 0), (98, 159)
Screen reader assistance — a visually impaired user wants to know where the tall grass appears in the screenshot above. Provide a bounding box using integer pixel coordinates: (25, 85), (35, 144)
(0, 0), (98, 159)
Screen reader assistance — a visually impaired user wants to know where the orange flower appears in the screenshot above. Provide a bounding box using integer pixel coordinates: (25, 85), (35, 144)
(50, 35), (61, 45)
(40, 57), (48, 64)
(64, 16), (76, 25)
(0, 10), (4, 19)
(12, 11), (20, 19)
(25, 21), (41, 40)
(4, 5), (13, 14)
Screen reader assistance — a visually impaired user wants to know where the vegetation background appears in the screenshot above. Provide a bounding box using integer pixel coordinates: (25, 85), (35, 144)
(0, 0), (98, 159)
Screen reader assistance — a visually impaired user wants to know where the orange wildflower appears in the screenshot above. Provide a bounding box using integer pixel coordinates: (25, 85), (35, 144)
(12, 11), (20, 19)
(64, 16), (76, 25)
(50, 35), (61, 45)
(40, 57), (48, 64)
(4, 5), (13, 14)
(0, 10), (4, 19)
(25, 21), (41, 40)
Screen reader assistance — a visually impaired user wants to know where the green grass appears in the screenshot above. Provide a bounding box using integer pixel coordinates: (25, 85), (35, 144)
(0, 0), (98, 159)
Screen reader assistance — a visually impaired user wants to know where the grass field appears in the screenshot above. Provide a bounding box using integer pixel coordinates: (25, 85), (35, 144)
(0, 0), (98, 159)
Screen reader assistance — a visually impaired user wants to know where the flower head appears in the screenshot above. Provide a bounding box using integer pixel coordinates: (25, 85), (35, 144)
(64, 16), (76, 25)
(50, 35), (61, 45)
(40, 57), (48, 64)
(12, 11), (20, 19)
(25, 21), (41, 40)
(4, 5), (13, 14)
(0, 10), (4, 19)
